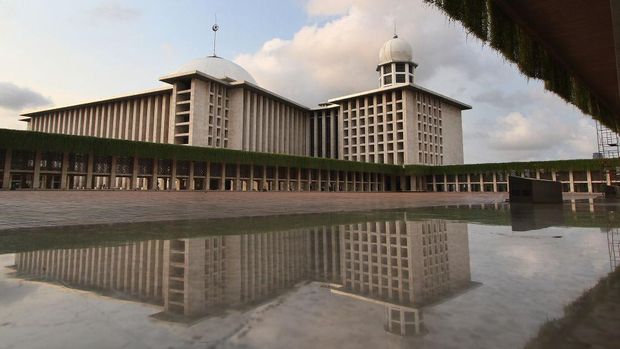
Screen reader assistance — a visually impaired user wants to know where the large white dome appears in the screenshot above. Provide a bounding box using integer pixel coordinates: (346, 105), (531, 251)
(176, 56), (257, 84)
(378, 35), (413, 65)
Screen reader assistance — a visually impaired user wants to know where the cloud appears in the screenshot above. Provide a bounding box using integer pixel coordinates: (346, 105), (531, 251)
(236, 0), (598, 162)
(91, 1), (142, 22)
(0, 82), (51, 111)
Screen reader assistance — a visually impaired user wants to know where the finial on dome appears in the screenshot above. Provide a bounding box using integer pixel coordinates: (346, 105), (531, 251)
(211, 14), (219, 57)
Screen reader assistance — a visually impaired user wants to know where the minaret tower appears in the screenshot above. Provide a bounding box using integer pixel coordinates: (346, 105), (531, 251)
(377, 34), (417, 87)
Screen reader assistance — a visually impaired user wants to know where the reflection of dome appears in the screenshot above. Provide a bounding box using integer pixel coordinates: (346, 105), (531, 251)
(176, 56), (256, 84)
(378, 35), (413, 65)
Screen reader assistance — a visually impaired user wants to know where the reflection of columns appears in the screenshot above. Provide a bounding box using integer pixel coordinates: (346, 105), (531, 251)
(185, 239), (206, 316)
(225, 235), (242, 305)
(2, 149), (11, 190)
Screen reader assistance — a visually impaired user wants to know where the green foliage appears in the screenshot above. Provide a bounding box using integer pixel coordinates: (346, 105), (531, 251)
(0, 128), (402, 174)
(406, 158), (616, 176)
(424, 0), (617, 131)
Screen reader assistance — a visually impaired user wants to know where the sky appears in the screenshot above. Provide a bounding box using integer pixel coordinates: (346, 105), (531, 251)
(0, 0), (599, 164)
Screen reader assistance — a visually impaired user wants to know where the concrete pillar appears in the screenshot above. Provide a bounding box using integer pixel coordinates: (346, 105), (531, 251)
(492, 173), (498, 192)
(170, 159), (178, 191)
(220, 163), (226, 191)
(586, 170), (593, 193)
(2, 149), (12, 190)
(131, 155), (139, 190)
(335, 170), (340, 192)
(443, 174), (448, 192)
(60, 152), (69, 190)
(274, 166), (279, 191)
(569, 170), (575, 193)
(109, 156), (117, 190)
(286, 167), (291, 191)
(454, 175), (459, 192)
(205, 162), (211, 191)
(535, 169), (541, 179)
(297, 167), (301, 192)
(235, 163), (241, 191)
(317, 169), (322, 192)
(552, 170), (557, 182)
(308, 168), (313, 191)
(86, 152), (94, 189)
(432, 175), (436, 192)
(32, 150), (42, 189)
(249, 164), (254, 191)
(262, 165), (267, 191)
(479, 174), (484, 192)
(466, 174), (471, 192)
(151, 158), (158, 190)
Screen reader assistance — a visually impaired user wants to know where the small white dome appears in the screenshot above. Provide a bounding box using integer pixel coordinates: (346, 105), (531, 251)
(378, 35), (413, 65)
(176, 56), (256, 84)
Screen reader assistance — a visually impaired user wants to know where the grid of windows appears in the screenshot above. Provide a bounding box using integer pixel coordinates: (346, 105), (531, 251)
(416, 92), (443, 165)
(207, 82), (230, 148)
(341, 90), (406, 165)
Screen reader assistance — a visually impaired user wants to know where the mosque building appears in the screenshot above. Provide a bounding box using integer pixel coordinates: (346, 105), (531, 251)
(20, 34), (470, 167)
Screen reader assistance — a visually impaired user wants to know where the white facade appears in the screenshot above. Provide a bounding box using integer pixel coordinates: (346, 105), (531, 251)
(21, 37), (469, 165)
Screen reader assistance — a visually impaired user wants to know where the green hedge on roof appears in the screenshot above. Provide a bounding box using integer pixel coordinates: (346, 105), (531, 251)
(0, 128), (615, 175)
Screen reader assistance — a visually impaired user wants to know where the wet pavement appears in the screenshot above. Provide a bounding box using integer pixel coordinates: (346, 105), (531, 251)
(0, 200), (618, 349)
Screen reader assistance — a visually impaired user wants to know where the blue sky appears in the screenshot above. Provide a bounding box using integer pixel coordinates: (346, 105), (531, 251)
(0, 0), (599, 163)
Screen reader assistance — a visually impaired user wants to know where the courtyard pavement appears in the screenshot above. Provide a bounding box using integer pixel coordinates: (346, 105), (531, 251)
(0, 191), (514, 230)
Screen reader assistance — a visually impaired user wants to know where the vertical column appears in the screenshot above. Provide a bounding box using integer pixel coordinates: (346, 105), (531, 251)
(220, 163), (226, 191)
(586, 170), (593, 193)
(467, 174), (471, 192)
(335, 170), (340, 192)
(86, 152), (94, 189)
(151, 158), (159, 190)
(492, 173), (498, 192)
(317, 169), (322, 192)
(188, 162), (195, 190)
(32, 150), (42, 189)
(131, 155), (139, 190)
(297, 167), (302, 192)
(170, 159), (177, 191)
(262, 165), (267, 191)
(205, 162), (211, 191)
(109, 156), (117, 190)
(274, 166), (279, 191)
(236, 163), (241, 191)
(2, 149), (12, 190)
(286, 167), (291, 191)
(569, 170), (575, 193)
(479, 174), (484, 192)
(249, 164), (254, 191)
(60, 152), (69, 190)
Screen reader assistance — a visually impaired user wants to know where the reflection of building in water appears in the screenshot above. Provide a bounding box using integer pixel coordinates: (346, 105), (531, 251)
(606, 227), (620, 270)
(337, 219), (471, 335)
(13, 217), (472, 335)
(15, 241), (165, 304)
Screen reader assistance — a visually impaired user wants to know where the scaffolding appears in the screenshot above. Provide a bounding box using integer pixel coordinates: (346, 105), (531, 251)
(595, 121), (620, 159)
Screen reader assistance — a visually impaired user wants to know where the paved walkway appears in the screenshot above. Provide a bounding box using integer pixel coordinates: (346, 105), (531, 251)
(0, 191), (510, 231)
